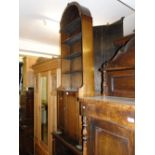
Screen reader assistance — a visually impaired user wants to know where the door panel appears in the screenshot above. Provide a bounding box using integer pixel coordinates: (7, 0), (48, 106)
(64, 92), (80, 142)
(89, 118), (134, 155)
(57, 91), (81, 143)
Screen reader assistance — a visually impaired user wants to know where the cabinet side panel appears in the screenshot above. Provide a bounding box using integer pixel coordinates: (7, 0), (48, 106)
(81, 15), (94, 96)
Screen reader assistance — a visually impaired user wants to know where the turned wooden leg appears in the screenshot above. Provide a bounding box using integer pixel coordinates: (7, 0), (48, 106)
(82, 105), (88, 155)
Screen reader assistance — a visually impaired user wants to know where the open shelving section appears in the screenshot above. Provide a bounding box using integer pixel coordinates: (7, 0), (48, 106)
(60, 2), (94, 92)
(60, 12), (83, 90)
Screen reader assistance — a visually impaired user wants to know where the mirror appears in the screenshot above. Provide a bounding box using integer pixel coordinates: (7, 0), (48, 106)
(41, 76), (48, 144)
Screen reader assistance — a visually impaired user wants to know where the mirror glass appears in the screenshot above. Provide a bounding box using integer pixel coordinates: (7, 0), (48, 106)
(41, 76), (48, 144)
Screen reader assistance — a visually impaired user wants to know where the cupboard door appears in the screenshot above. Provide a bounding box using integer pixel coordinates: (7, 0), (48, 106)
(64, 92), (80, 142)
(57, 91), (80, 143)
(89, 118), (134, 155)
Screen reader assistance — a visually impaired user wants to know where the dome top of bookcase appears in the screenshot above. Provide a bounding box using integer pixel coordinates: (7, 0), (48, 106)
(60, 1), (91, 27)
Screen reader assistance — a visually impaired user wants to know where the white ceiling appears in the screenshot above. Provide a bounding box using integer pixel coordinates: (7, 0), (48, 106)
(19, 0), (135, 57)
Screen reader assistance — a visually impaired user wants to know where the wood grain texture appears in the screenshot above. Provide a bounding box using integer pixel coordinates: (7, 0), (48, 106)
(35, 141), (49, 155)
(90, 119), (134, 155)
(79, 14), (94, 97)
(101, 34), (135, 97)
(57, 91), (81, 142)
(80, 96), (135, 155)
(32, 58), (61, 74)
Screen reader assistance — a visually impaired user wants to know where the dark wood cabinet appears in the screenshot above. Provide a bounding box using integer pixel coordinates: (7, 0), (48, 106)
(19, 125), (34, 155)
(100, 34), (135, 97)
(19, 88), (34, 155)
(80, 96), (135, 155)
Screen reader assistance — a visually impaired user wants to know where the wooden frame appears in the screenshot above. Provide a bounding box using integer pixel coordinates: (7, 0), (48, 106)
(32, 58), (61, 155)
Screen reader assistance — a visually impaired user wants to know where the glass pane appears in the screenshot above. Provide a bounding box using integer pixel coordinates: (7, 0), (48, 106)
(41, 76), (48, 144)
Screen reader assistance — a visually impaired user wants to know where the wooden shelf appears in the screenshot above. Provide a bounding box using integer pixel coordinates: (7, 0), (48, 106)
(64, 51), (82, 60)
(63, 33), (82, 46)
(61, 17), (81, 34)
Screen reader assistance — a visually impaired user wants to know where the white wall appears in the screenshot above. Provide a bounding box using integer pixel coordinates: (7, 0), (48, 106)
(19, 38), (60, 57)
(123, 13), (135, 36)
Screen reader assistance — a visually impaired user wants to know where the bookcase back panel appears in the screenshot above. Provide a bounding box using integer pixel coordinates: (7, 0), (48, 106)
(61, 74), (71, 89)
(61, 59), (70, 73)
(71, 57), (82, 71)
(70, 42), (82, 53)
(71, 73), (83, 89)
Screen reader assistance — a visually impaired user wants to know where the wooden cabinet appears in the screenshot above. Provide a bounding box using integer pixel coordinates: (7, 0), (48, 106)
(93, 18), (124, 93)
(19, 88), (34, 155)
(53, 2), (94, 155)
(80, 96), (135, 155)
(100, 34), (135, 97)
(32, 58), (61, 155)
